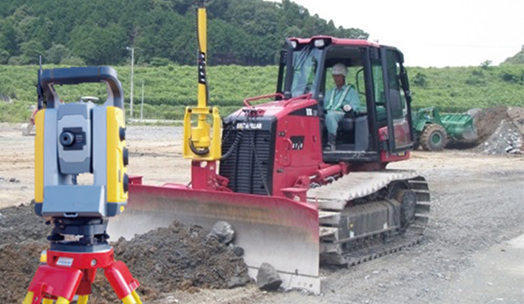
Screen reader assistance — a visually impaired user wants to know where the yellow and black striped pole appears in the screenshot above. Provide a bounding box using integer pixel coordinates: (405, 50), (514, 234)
(183, 0), (222, 160)
(197, 0), (207, 108)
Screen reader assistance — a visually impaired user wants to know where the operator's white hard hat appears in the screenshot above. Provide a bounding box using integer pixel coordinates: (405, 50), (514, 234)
(332, 63), (347, 76)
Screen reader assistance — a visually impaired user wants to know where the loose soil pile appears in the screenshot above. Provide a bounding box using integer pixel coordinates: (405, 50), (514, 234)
(472, 107), (524, 154)
(0, 202), (51, 245)
(0, 242), (48, 304)
(451, 106), (524, 154)
(107, 222), (249, 301)
(0, 203), (250, 304)
(0, 204), (51, 303)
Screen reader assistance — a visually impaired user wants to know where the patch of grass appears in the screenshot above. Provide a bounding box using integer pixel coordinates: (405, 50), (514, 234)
(0, 64), (523, 122)
(0, 101), (33, 123)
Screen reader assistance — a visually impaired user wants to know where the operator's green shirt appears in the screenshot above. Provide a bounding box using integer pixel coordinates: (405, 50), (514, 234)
(325, 84), (360, 112)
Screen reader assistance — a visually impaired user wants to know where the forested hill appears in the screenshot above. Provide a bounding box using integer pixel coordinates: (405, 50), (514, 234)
(0, 0), (368, 66)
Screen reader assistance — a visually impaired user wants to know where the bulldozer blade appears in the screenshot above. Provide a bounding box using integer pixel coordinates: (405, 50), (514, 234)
(108, 183), (321, 293)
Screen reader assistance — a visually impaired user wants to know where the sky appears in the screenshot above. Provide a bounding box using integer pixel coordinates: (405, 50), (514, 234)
(270, 0), (524, 67)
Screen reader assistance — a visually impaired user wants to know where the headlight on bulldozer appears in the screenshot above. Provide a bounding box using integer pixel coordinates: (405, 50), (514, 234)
(314, 39), (325, 48)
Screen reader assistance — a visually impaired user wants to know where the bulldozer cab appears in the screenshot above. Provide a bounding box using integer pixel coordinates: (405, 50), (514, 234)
(276, 37), (415, 163)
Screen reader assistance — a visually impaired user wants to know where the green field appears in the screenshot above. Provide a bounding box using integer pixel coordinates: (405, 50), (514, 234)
(0, 64), (523, 122)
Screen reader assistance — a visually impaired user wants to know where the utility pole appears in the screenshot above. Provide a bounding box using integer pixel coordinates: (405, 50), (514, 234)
(126, 47), (134, 118)
(140, 80), (144, 120)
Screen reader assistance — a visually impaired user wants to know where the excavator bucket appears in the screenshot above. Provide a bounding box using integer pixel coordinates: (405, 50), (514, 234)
(108, 180), (321, 293)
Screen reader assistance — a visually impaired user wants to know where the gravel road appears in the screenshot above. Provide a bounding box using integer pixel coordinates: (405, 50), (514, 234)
(246, 153), (524, 304)
(1, 124), (523, 304)
(151, 149), (524, 304)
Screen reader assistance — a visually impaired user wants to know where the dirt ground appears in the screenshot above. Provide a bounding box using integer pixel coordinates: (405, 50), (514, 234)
(1, 107), (524, 303)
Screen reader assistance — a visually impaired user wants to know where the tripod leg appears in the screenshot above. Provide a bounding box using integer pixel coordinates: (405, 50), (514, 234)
(22, 292), (34, 304)
(76, 268), (96, 304)
(25, 264), (82, 304)
(104, 261), (141, 304)
(131, 290), (142, 304)
(55, 297), (70, 304)
(119, 291), (142, 304)
(121, 294), (137, 304)
(23, 288), (74, 304)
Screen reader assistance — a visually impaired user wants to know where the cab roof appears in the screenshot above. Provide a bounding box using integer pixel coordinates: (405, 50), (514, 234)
(288, 36), (381, 48)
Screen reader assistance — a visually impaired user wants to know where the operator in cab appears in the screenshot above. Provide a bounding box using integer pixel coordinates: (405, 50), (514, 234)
(324, 63), (360, 151)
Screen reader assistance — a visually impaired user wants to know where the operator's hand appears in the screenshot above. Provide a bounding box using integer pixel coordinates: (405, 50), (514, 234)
(343, 104), (352, 112)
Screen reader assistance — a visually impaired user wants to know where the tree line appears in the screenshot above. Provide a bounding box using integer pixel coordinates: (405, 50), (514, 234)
(0, 0), (368, 66)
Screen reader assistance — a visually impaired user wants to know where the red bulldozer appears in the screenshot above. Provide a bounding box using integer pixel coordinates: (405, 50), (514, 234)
(109, 2), (431, 293)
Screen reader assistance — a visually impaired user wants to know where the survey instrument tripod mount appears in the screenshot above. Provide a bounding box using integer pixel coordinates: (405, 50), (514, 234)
(47, 217), (110, 253)
(24, 65), (141, 303)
